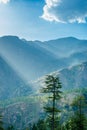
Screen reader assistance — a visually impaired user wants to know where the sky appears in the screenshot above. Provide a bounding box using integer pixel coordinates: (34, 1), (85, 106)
(0, 0), (87, 41)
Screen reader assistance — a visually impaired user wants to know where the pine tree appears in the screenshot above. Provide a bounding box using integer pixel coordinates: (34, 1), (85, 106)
(7, 125), (14, 130)
(36, 119), (47, 130)
(41, 75), (62, 130)
(0, 115), (4, 130)
(64, 94), (87, 130)
(32, 124), (38, 130)
(71, 94), (87, 130)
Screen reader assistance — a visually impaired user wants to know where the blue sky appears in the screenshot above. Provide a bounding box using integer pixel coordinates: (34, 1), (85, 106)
(0, 0), (87, 41)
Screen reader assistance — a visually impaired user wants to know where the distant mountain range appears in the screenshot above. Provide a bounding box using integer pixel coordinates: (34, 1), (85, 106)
(0, 36), (87, 82)
(43, 37), (87, 57)
(0, 36), (87, 99)
(0, 36), (66, 81)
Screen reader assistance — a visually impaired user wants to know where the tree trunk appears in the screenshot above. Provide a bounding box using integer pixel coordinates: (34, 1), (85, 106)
(52, 84), (55, 130)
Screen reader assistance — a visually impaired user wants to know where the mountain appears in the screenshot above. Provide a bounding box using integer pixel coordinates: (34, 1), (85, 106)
(0, 35), (87, 129)
(1, 36), (87, 82)
(0, 56), (32, 100)
(57, 61), (87, 90)
(0, 36), (66, 81)
(44, 37), (87, 57)
(0, 36), (87, 98)
(29, 37), (87, 70)
(33, 61), (87, 91)
(1, 96), (41, 129)
(34, 37), (87, 72)
(68, 50), (87, 64)
(58, 50), (87, 68)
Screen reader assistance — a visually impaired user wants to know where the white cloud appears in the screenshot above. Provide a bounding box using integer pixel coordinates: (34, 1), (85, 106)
(0, 0), (10, 4)
(41, 0), (87, 23)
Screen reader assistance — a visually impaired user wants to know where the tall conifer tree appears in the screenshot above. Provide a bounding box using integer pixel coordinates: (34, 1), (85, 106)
(41, 75), (62, 130)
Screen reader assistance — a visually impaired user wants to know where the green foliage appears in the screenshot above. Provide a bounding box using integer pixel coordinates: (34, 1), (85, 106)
(71, 94), (87, 130)
(41, 75), (62, 130)
(0, 115), (4, 130)
(32, 124), (38, 130)
(37, 120), (47, 130)
(7, 125), (14, 130)
(63, 94), (87, 130)
(63, 114), (87, 130)
(32, 120), (47, 130)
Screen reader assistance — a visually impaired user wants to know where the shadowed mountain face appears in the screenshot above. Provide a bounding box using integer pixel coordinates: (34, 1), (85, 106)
(0, 56), (33, 100)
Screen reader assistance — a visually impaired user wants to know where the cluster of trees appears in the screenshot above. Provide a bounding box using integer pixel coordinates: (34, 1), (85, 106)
(0, 115), (4, 130)
(62, 95), (87, 130)
(31, 75), (87, 130)
(0, 75), (87, 130)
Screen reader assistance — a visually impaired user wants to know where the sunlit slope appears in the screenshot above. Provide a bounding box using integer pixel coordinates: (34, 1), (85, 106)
(33, 62), (87, 91)
(58, 61), (87, 90)
(0, 56), (32, 100)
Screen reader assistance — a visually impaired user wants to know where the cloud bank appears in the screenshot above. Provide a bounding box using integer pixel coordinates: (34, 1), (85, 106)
(41, 0), (87, 23)
(0, 0), (10, 4)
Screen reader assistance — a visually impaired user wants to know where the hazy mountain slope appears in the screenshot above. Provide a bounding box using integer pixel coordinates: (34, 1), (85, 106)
(60, 50), (87, 67)
(44, 37), (87, 57)
(58, 61), (87, 90)
(33, 37), (87, 69)
(32, 62), (87, 91)
(69, 51), (87, 62)
(0, 56), (32, 100)
(1, 96), (41, 130)
(0, 36), (67, 81)
(30, 37), (87, 67)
